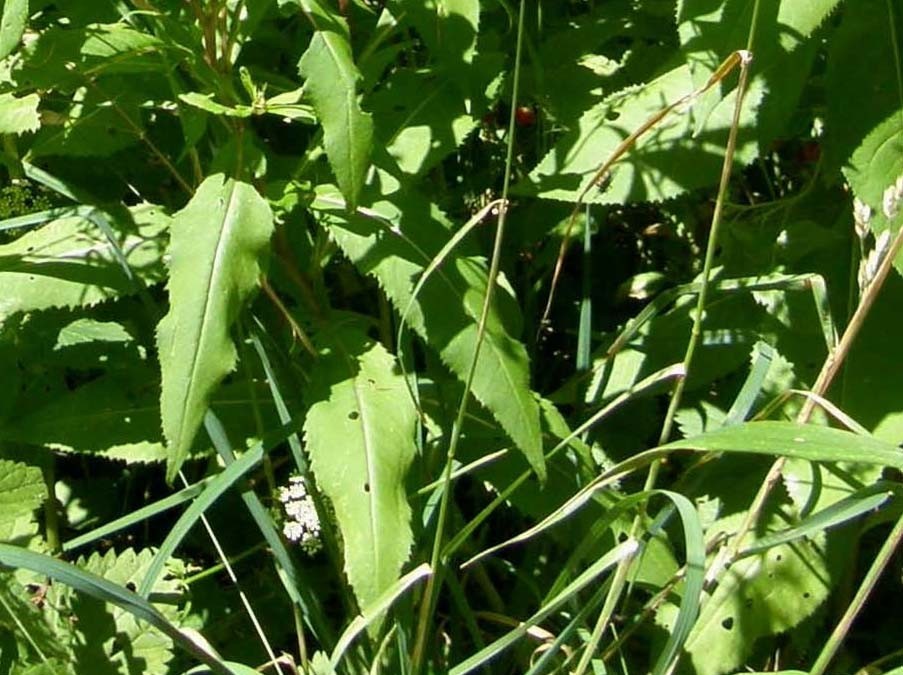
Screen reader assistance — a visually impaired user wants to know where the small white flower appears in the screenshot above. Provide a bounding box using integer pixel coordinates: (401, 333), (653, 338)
(853, 198), (872, 240)
(882, 175), (903, 220)
(279, 476), (322, 555)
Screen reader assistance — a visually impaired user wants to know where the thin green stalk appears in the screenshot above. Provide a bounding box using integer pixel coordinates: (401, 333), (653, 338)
(409, 2), (527, 672)
(809, 509), (903, 675)
(652, 48), (754, 466)
(728, 1), (902, 560)
(42, 459), (61, 554)
(727, 184), (903, 565)
(572, 546), (635, 675)
(177, 471), (280, 671)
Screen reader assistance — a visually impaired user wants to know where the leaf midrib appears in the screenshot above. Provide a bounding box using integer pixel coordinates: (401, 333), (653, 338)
(174, 179), (238, 450)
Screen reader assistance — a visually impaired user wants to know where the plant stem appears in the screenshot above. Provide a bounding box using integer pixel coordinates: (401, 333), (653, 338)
(409, 2), (527, 671)
(726, 214), (903, 564)
(809, 508), (903, 675)
(652, 48), (754, 468)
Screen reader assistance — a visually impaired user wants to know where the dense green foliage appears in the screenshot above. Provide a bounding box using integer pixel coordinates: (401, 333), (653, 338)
(0, 1), (902, 674)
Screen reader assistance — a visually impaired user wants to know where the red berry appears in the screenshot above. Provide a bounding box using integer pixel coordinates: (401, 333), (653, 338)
(514, 106), (536, 127)
(798, 141), (821, 164)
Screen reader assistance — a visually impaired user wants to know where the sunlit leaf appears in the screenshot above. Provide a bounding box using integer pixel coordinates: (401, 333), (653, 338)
(304, 320), (417, 611)
(156, 174), (273, 482)
(311, 181), (545, 480)
(296, 0), (373, 210)
(0, 204), (168, 320)
(0, 0), (27, 59)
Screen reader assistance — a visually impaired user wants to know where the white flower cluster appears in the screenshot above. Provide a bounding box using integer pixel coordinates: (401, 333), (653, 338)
(279, 476), (322, 555)
(853, 175), (903, 294)
(883, 175), (903, 220)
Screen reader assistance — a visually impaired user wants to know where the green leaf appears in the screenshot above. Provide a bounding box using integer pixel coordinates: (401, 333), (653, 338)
(660, 421), (903, 469)
(0, 458), (44, 542)
(304, 320), (417, 611)
(311, 182), (545, 480)
(0, 545), (234, 675)
(178, 92), (254, 118)
(297, 2), (373, 210)
(676, 0), (829, 149)
(369, 68), (477, 176)
(844, 114), (903, 269)
(14, 23), (165, 90)
(826, 0), (903, 175)
(393, 0), (480, 93)
(0, 203), (169, 320)
(156, 174), (273, 482)
(0, 0), (27, 59)
(54, 319), (133, 349)
(658, 507), (830, 675)
(0, 92), (39, 135)
(519, 65), (754, 204)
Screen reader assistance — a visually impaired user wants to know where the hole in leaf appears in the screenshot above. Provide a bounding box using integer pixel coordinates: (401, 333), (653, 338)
(348, 411), (359, 420)
(606, 110), (620, 121)
(803, 592), (810, 599)
(363, 483), (370, 493)
(617, 532), (628, 543)
(775, 554), (783, 562)
(125, 581), (137, 592)
(721, 617), (734, 630)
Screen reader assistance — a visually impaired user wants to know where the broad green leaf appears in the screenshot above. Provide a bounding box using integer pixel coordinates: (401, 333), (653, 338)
(0, 367), (283, 464)
(660, 421), (903, 469)
(844, 114), (903, 269)
(676, 0), (827, 149)
(369, 68), (477, 176)
(0, 0), (27, 59)
(826, 0), (903, 175)
(0, 92), (39, 135)
(394, 0), (480, 93)
(30, 85), (146, 158)
(658, 507), (830, 675)
(0, 545), (232, 675)
(61, 549), (182, 674)
(519, 64), (755, 205)
(55, 319), (132, 349)
(398, 0), (479, 66)
(0, 459), (44, 542)
(310, 182), (545, 480)
(156, 174), (273, 482)
(14, 23), (165, 90)
(304, 320), (417, 611)
(0, 204), (169, 321)
(297, 1), (373, 210)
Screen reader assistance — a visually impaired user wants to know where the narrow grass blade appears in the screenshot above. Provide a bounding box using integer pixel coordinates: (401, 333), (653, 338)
(449, 539), (639, 675)
(138, 442), (265, 597)
(63, 474), (214, 552)
(651, 490), (705, 675)
(0, 205), (91, 232)
(0, 544), (235, 675)
(738, 484), (896, 559)
(330, 563), (431, 668)
(659, 421), (903, 468)
(723, 341), (775, 427)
